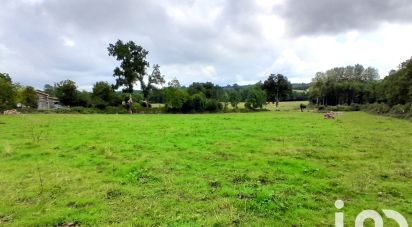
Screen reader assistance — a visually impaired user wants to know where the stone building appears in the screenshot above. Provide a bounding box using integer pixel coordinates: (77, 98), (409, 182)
(36, 90), (62, 110)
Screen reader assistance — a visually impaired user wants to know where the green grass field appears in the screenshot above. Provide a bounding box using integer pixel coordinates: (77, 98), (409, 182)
(0, 110), (411, 226)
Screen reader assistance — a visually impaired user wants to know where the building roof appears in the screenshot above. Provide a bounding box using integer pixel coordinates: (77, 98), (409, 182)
(36, 90), (59, 100)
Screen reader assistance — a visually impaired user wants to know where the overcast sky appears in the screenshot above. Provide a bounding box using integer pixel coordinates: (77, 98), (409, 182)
(1, 0), (412, 90)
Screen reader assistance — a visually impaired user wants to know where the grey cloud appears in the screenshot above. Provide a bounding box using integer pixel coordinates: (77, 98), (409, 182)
(4, 0), (408, 89)
(0, 0), (275, 88)
(281, 0), (412, 36)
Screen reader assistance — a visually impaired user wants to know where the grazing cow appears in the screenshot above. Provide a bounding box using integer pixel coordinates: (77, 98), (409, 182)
(300, 103), (307, 112)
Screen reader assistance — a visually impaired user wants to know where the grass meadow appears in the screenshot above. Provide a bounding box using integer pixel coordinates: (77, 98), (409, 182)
(0, 108), (411, 226)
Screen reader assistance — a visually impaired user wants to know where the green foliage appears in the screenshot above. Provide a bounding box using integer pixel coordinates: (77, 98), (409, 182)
(321, 104), (361, 112)
(363, 103), (391, 114)
(92, 81), (117, 109)
(188, 82), (223, 99)
(54, 80), (78, 106)
(131, 103), (141, 113)
(0, 72), (17, 110)
(262, 74), (292, 103)
(309, 58), (412, 111)
(221, 92), (230, 110)
(245, 86), (266, 110)
(164, 88), (188, 111)
(104, 106), (128, 114)
(381, 57), (412, 105)
(108, 40), (149, 93)
(77, 91), (92, 107)
(191, 93), (207, 112)
(20, 86), (38, 108)
(228, 90), (240, 109)
(362, 102), (412, 119)
(390, 104), (409, 114)
(69, 106), (100, 114)
(205, 99), (223, 112)
(287, 90), (309, 101)
(108, 40), (165, 100)
(309, 64), (380, 106)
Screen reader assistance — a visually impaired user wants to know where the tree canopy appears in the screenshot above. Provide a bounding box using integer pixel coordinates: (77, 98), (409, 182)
(55, 80), (78, 106)
(309, 64), (380, 105)
(108, 40), (165, 101)
(108, 40), (149, 94)
(0, 73), (17, 110)
(262, 74), (292, 108)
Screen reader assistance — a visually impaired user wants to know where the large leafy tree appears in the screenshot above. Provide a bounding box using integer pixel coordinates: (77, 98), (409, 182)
(107, 40), (165, 102)
(164, 88), (188, 110)
(382, 57), (412, 105)
(245, 85), (266, 110)
(20, 86), (38, 108)
(55, 80), (78, 106)
(262, 74), (292, 109)
(228, 90), (240, 109)
(108, 40), (149, 94)
(92, 81), (117, 108)
(0, 73), (17, 110)
(164, 78), (187, 110)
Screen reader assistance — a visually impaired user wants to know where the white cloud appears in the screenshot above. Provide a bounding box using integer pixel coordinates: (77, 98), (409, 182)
(62, 37), (75, 47)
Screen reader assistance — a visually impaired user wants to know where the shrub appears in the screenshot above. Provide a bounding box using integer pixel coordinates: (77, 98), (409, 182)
(92, 97), (108, 110)
(364, 103), (391, 114)
(205, 99), (223, 112)
(245, 87), (266, 110)
(391, 104), (407, 114)
(164, 88), (188, 110)
(375, 103), (391, 113)
(191, 93), (206, 112)
(73, 107), (101, 114)
(181, 99), (194, 113)
(132, 103), (142, 113)
(405, 103), (412, 112)
(350, 103), (361, 111)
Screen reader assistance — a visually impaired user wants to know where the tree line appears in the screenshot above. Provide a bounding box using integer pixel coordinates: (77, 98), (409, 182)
(0, 73), (38, 110)
(308, 57), (412, 114)
(1, 40), (303, 113)
(3, 39), (410, 115)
